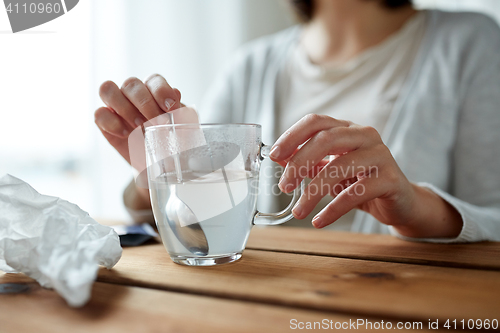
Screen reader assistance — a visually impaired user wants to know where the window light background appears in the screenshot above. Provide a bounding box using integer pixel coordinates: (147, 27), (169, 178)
(0, 0), (499, 222)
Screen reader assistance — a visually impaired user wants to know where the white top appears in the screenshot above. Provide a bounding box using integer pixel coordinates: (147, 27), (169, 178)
(275, 12), (428, 230)
(277, 11), (427, 136)
(200, 10), (500, 243)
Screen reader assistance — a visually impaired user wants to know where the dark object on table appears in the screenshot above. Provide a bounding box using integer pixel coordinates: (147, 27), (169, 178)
(0, 283), (30, 294)
(112, 223), (159, 247)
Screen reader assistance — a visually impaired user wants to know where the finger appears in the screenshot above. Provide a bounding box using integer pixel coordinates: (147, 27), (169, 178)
(269, 114), (351, 162)
(282, 156), (330, 179)
(99, 80), (146, 129)
(274, 148), (327, 180)
(98, 127), (131, 163)
(275, 152), (328, 185)
(279, 126), (373, 192)
(94, 106), (133, 139)
(312, 175), (390, 228)
(144, 74), (181, 112)
(305, 159), (329, 179)
(291, 148), (384, 218)
(121, 77), (164, 120)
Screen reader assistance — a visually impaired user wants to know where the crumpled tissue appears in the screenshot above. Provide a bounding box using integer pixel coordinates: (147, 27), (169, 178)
(0, 174), (122, 307)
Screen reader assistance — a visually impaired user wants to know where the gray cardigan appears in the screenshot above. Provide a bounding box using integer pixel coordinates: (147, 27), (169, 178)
(200, 10), (500, 242)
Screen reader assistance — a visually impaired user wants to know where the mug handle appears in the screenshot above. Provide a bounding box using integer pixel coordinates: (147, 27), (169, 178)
(253, 144), (304, 225)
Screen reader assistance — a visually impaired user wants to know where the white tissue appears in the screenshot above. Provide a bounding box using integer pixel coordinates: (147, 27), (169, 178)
(0, 174), (122, 307)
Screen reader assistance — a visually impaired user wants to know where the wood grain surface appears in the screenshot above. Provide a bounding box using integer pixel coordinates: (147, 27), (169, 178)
(96, 244), (500, 322)
(5, 224), (498, 332)
(247, 227), (500, 270)
(1, 273), (430, 333)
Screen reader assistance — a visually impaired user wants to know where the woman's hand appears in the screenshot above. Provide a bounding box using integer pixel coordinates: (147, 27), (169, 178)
(94, 74), (182, 210)
(94, 74), (182, 163)
(269, 114), (463, 239)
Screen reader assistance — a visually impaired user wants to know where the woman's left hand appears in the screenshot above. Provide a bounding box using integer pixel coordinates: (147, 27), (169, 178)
(269, 114), (463, 238)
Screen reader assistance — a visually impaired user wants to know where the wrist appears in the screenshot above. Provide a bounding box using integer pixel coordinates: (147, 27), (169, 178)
(123, 180), (152, 211)
(392, 184), (463, 239)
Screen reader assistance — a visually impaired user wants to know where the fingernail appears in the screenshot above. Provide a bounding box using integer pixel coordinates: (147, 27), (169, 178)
(292, 203), (302, 218)
(135, 118), (144, 127)
(312, 215), (322, 228)
(123, 129), (130, 137)
(278, 176), (287, 190)
(165, 98), (175, 110)
(283, 184), (295, 193)
(269, 145), (280, 159)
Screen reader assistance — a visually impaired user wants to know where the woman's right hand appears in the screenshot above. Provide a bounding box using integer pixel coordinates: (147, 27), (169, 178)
(95, 74), (183, 210)
(94, 74), (183, 164)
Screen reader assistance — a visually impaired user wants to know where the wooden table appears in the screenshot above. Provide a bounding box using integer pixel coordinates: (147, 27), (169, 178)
(1, 226), (500, 332)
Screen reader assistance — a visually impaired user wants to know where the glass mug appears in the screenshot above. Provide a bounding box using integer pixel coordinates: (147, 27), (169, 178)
(144, 123), (302, 266)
